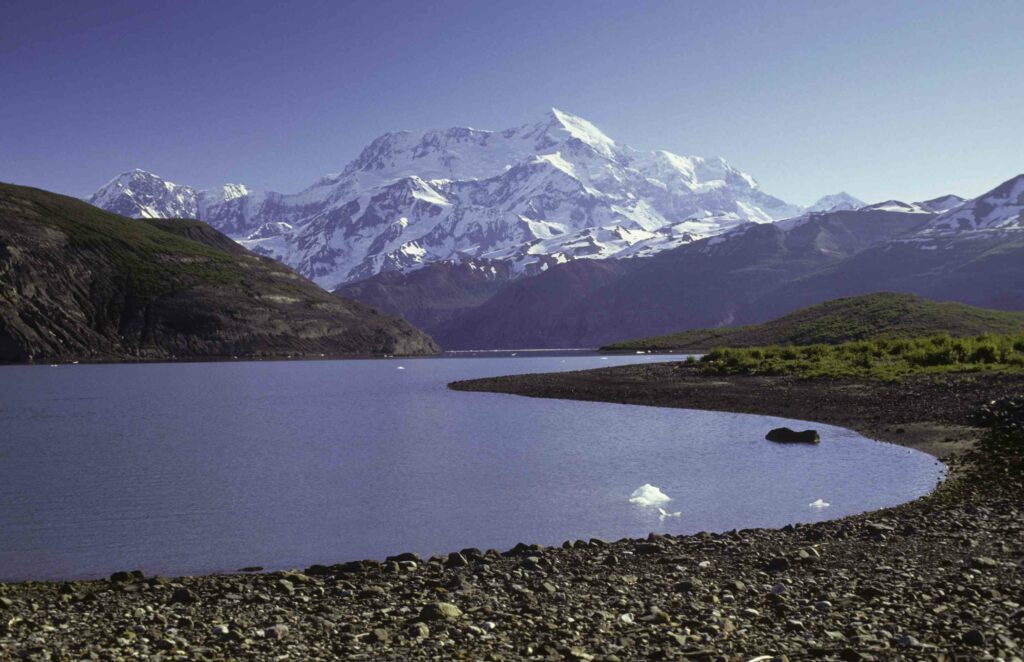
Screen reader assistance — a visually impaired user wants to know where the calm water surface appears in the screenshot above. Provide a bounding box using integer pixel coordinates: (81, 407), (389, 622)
(0, 355), (944, 580)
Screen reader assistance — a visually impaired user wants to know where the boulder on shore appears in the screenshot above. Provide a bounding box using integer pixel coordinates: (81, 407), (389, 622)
(766, 427), (820, 444)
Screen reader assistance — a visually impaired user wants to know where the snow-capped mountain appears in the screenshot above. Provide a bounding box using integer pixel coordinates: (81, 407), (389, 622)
(91, 109), (808, 288)
(89, 169), (256, 232)
(920, 175), (1024, 234)
(806, 192), (864, 213)
(856, 193), (968, 216)
(89, 170), (201, 219)
(917, 194), (967, 213)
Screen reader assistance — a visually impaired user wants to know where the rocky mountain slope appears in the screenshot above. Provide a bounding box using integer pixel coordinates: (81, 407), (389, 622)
(335, 258), (514, 332)
(0, 183), (438, 362)
(410, 174), (1023, 349)
(431, 207), (931, 349)
(89, 109), (804, 288)
(603, 292), (1024, 351)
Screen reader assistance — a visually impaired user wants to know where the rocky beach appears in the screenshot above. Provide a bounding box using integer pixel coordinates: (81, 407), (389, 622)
(1, 363), (1022, 661)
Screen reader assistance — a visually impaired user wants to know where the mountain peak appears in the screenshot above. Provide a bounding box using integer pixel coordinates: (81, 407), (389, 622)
(89, 108), (802, 287)
(806, 192), (864, 213)
(922, 173), (1024, 233)
(917, 193), (966, 213)
(88, 169), (198, 219)
(105, 168), (163, 186)
(537, 108), (618, 159)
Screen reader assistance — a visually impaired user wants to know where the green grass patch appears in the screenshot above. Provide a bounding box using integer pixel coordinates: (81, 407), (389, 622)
(699, 332), (1024, 381)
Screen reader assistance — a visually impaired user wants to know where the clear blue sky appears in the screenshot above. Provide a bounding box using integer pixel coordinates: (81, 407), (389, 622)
(2, 0), (1021, 205)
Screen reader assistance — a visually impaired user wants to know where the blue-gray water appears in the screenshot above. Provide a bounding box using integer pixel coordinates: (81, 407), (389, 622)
(0, 355), (943, 581)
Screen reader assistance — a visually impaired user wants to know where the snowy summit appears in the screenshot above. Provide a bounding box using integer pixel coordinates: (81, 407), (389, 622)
(90, 109), (808, 288)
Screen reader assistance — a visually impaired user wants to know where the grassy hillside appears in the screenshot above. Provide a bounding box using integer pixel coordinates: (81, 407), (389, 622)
(697, 333), (1024, 381)
(0, 183), (439, 362)
(604, 293), (1024, 351)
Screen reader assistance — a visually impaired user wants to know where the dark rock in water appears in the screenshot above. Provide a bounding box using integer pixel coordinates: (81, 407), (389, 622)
(766, 427), (820, 444)
(238, 566), (263, 573)
(109, 570), (144, 583)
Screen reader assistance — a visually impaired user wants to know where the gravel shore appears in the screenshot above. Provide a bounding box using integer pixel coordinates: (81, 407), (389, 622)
(2, 364), (1022, 661)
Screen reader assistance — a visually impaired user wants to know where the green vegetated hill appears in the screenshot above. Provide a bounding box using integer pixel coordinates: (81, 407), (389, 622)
(603, 293), (1024, 351)
(0, 183), (439, 362)
(698, 332), (1024, 381)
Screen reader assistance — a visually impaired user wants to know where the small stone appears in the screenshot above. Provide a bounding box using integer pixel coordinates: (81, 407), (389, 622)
(741, 608), (760, 618)
(419, 602), (463, 621)
(444, 552), (468, 569)
(667, 632), (688, 646)
(367, 628), (390, 643)
(357, 586), (386, 599)
(265, 624), (289, 640)
(963, 629), (986, 647)
(408, 622), (429, 638)
(211, 624), (229, 637)
(767, 557), (790, 572)
(641, 607), (672, 624)
(169, 588), (197, 605)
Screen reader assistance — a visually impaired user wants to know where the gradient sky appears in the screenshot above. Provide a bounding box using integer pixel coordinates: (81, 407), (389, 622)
(2, 0), (1022, 205)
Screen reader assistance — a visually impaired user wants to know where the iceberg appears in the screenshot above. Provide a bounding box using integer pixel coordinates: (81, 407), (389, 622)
(629, 484), (672, 507)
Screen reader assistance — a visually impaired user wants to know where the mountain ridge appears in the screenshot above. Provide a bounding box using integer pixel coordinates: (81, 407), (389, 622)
(369, 173), (1024, 349)
(89, 109), (805, 288)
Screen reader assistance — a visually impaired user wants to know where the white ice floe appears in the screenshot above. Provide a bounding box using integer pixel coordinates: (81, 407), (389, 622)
(396, 366), (405, 370)
(658, 507), (682, 520)
(809, 498), (830, 508)
(629, 484), (672, 506)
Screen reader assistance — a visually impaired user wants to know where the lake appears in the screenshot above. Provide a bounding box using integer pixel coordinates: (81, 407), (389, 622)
(0, 354), (944, 581)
